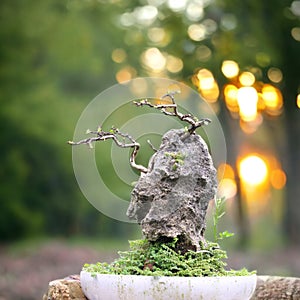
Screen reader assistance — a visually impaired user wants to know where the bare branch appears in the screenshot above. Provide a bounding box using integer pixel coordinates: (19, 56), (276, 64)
(147, 139), (158, 152)
(68, 127), (148, 174)
(134, 93), (211, 134)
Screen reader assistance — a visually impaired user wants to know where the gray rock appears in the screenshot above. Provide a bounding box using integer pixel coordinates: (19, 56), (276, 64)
(127, 129), (217, 251)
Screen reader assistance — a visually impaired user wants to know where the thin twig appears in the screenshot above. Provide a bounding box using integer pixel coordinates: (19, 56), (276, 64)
(68, 127), (148, 173)
(147, 139), (158, 152)
(134, 93), (211, 134)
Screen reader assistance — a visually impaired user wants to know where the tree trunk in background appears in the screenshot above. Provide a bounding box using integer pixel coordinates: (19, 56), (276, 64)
(282, 85), (300, 245)
(284, 115), (300, 245)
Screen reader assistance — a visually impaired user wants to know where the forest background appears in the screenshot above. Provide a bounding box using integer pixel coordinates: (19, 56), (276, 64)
(0, 2), (300, 295)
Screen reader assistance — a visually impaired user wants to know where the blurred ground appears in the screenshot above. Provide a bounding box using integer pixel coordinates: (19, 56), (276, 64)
(0, 239), (299, 300)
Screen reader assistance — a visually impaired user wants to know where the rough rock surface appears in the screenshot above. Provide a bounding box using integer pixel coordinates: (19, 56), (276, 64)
(127, 128), (217, 250)
(251, 276), (300, 299)
(43, 275), (87, 300)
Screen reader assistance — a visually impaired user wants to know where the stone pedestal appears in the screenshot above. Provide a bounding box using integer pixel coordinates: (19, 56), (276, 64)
(43, 275), (87, 300)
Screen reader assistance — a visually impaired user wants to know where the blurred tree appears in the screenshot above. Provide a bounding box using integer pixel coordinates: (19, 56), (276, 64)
(0, 0), (128, 240)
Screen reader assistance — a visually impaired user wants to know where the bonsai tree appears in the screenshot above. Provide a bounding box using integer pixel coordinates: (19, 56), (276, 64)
(68, 92), (252, 277)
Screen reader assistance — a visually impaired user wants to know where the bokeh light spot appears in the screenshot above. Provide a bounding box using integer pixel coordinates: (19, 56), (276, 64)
(217, 163), (235, 180)
(134, 5), (158, 26)
(270, 169), (287, 190)
(186, 3), (204, 21)
(291, 27), (300, 41)
(239, 155), (268, 186)
(291, 1), (300, 17)
(141, 48), (166, 72)
(221, 60), (239, 78)
(196, 45), (212, 62)
(239, 72), (255, 86)
(267, 67), (283, 83)
(112, 48), (127, 63)
(188, 24), (206, 41)
(166, 55), (184, 73)
(224, 84), (239, 112)
(197, 69), (214, 89)
(116, 66), (136, 83)
(237, 87), (258, 122)
(167, 0), (187, 12)
(147, 27), (167, 44)
(262, 84), (283, 112)
(218, 178), (237, 199)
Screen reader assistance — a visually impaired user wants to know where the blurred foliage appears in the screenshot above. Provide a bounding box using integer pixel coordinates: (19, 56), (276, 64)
(0, 0), (299, 244)
(0, 0), (123, 240)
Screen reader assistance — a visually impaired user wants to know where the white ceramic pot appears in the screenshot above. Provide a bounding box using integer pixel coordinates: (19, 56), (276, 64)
(80, 271), (257, 300)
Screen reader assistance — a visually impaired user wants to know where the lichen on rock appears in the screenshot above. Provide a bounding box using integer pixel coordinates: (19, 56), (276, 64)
(127, 128), (217, 251)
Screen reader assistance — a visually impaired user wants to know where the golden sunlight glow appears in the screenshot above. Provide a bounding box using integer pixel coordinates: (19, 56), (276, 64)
(217, 163), (237, 199)
(167, 83), (181, 95)
(262, 84), (279, 108)
(217, 163), (235, 180)
(297, 94), (300, 108)
(257, 92), (266, 111)
(262, 84), (283, 116)
(224, 84), (239, 112)
(239, 114), (263, 134)
(200, 81), (219, 103)
(239, 72), (255, 86)
(239, 155), (268, 186)
(237, 87), (258, 122)
(197, 69), (215, 90)
(141, 48), (166, 72)
(270, 169), (287, 190)
(196, 69), (219, 102)
(221, 60), (239, 78)
(115, 66), (136, 83)
(218, 178), (237, 199)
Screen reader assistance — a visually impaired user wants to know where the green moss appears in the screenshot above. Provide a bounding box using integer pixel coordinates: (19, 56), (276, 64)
(83, 238), (255, 277)
(165, 151), (186, 171)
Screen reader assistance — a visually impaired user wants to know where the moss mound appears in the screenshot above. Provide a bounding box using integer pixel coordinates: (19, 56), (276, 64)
(83, 238), (254, 277)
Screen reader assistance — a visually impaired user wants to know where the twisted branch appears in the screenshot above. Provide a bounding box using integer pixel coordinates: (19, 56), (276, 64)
(68, 126), (148, 173)
(68, 92), (211, 173)
(134, 92), (211, 134)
